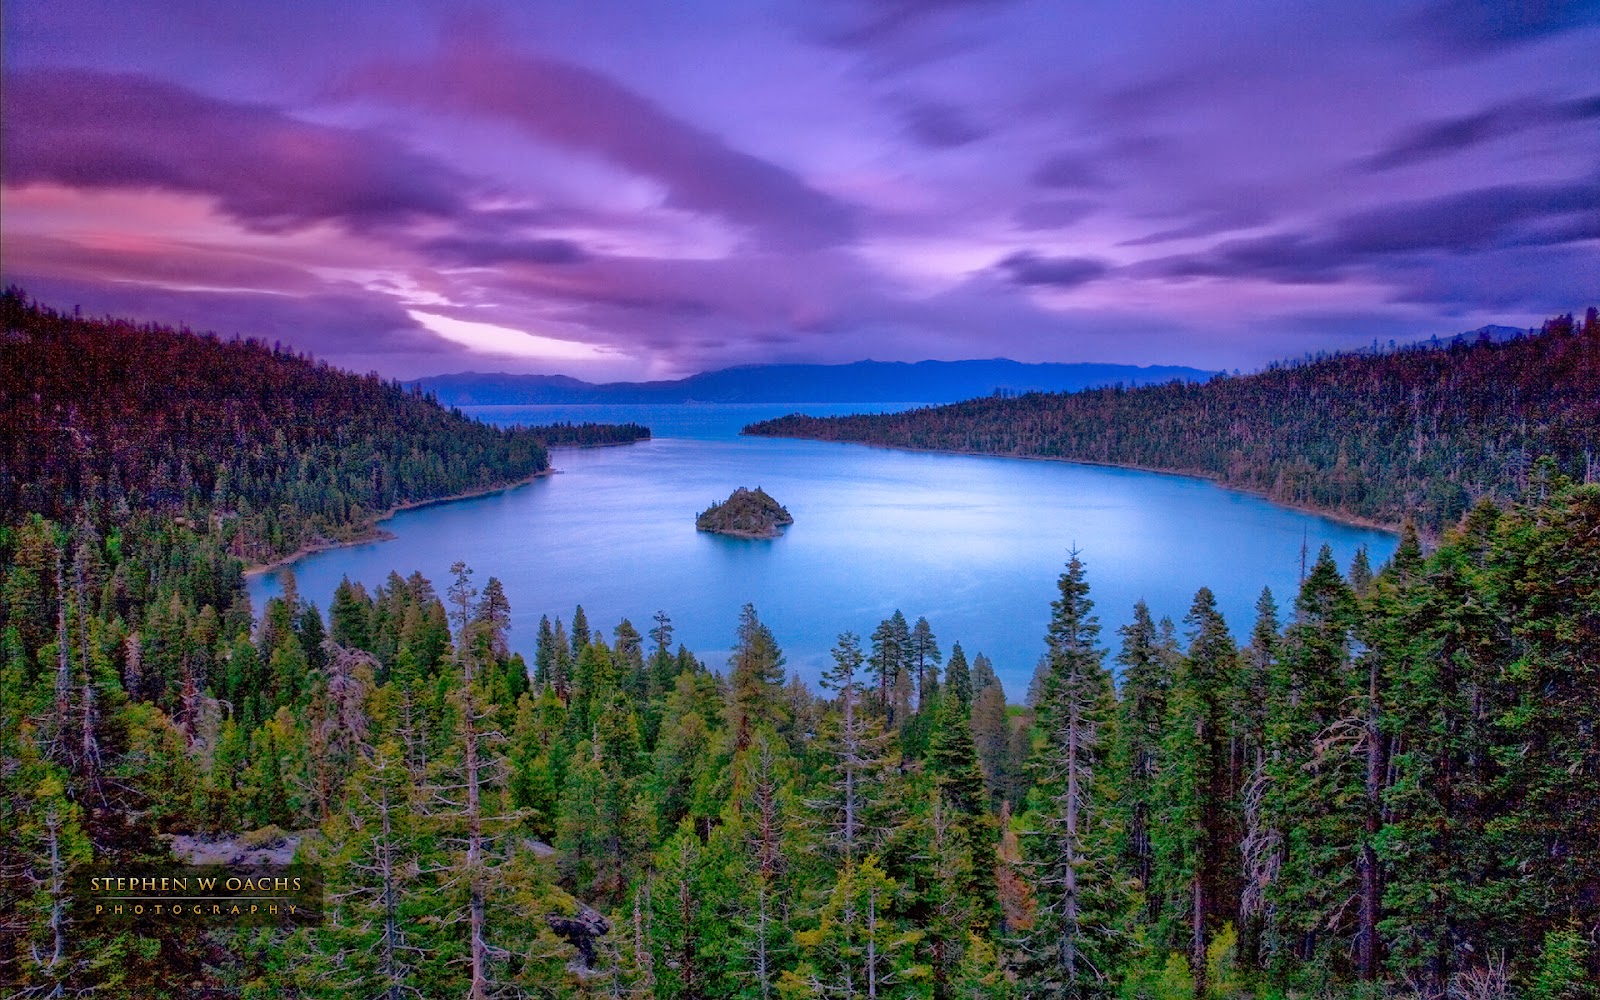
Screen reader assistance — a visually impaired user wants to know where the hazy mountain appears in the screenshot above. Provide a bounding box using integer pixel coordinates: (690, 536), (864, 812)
(415, 359), (1218, 406)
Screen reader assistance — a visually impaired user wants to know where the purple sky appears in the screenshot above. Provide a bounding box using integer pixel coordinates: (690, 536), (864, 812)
(3, 1), (1597, 379)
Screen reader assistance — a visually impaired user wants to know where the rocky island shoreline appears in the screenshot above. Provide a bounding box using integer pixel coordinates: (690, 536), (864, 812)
(695, 486), (794, 539)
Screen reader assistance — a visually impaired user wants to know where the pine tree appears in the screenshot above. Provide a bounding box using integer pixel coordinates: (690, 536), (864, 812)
(728, 732), (797, 1000)
(1020, 552), (1123, 997)
(971, 672), (1010, 810)
(813, 631), (894, 862)
(293, 740), (422, 998)
(328, 576), (373, 655)
(786, 855), (924, 999)
(729, 603), (788, 752)
(1266, 545), (1362, 977)
(650, 820), (743, 999)
(870, 611), (911, 726)
(1154, 587), (1241, 1000)
(1112, 599), (1171, 924)
(1234, 588), (1279, 970)
(909, 616), (942, 713)
(945, 643), (972, 710)
(474, 577), (512, 662)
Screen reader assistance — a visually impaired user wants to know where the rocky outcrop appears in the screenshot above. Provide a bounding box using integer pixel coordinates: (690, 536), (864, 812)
(548, 903), (612, 968)
(695, 486), (794, 539)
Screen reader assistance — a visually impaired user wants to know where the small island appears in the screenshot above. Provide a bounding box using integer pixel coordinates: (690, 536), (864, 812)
(696, 486), (794, 539)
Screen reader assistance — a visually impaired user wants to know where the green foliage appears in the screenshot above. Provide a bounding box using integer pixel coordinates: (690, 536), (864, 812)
(3, 294), (1598, 996)
(697, 486), (794, 537)
(1528, 926), (1590, 1000)
(748, 312), (1600, 532)
(0, 289), (551, 563)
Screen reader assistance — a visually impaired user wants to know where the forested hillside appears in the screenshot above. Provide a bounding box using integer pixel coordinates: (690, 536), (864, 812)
(747, 310), (1600, 532)
(525, 421), (652, 448)
(2, 292), (1596, 998)
(4, 476), (1595, 997)
(0, 289), (553, 565)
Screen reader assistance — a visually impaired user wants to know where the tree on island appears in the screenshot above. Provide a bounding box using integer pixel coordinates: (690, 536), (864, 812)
(695, 487), (794, 539)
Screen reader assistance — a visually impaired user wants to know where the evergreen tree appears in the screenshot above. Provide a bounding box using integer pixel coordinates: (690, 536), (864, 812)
(813, 631), (895, 862)
(1020, 552), (1124, 997)
(870, 611), (911, 726)
(971, 671), (1011, 810)
(786, 855), (924, 999)
(944, 643), (972, 710)
(1154, 587), (1241, 1000)
(1112, 599), (1171, 923)
(729, 603), (788, 752)
(1234, 588), (1279, 970)
(1266, 545), (1362, 978)
(909, 616), (942, 713)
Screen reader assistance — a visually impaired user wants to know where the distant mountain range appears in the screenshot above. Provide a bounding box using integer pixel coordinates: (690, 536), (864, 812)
(414, 359), (1218, 406)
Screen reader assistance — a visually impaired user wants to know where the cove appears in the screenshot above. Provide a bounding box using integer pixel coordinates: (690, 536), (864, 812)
(248, 403), (1397, 699)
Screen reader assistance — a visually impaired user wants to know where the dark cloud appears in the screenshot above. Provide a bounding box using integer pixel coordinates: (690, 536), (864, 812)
(1030, 153), (1109, 190)
(1013, 199), (1098, 230)
(997, 251), (1109, 287)
(1120, 207), (1270, 247)
(1333, 179), (1598, 254)
(1363, 94), (1600, 170)
(1, 69), (472, 233)
(343, 40), (857, 250)
(1408, 0), (1600, 55)
(899, 98), (989, 148)
(1380, 244), (1600, 311)
(6, 233), (327, 294)
(422, 236), (589, 267)
(814, 0), (1014, 48)
(1146, 177), (1600, 286)
(8, 271), (445, 358)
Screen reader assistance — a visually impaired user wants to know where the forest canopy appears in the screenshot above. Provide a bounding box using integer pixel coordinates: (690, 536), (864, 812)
(747, 309), (1600, 533)
(1, 296), (1595, 997)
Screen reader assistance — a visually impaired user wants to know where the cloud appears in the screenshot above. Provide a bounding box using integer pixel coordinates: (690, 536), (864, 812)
(1407, 0), (1600, 55)
(1, 69), (473, 233)
(7, 271), (446, 359)
(1332, 179), (1599, 254)
(407, 310), (624, 362)
(421, 236), (589, 267)
(1120, 206), (1270, 247)
(1013, 199), (1098, 230)
(1030, 152), (1109, 190)
(1363, 93), (1600, 170)
(1133, 176), (1600, 316)
(342, 38), (858, 250)
(898, 98), (989, 148)
(996, 251), (1109, 287)
(813, 0), (1015, 49)
(1146, 176), (1600, 285)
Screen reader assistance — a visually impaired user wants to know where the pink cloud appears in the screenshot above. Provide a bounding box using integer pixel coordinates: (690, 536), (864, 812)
(341, 35), (857, 250)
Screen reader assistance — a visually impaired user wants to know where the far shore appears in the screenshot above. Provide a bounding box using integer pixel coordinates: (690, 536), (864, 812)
(243, 466), (555, 577)
(746, 434), (1404, 535)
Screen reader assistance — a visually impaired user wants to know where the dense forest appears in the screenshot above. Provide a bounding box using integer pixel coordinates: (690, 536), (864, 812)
(527, 422), (653, 448)
(3, 478), (1595, 998)
(746, 310), (1600, 534)
(0, 289), (564, 566)
(2, 297), (1597, 998)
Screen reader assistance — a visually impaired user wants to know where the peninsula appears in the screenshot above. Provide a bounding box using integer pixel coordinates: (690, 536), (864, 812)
(695, 487), (794, 539)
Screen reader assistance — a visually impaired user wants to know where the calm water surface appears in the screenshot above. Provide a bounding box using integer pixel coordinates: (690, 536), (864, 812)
(250, 403), (1396, 698)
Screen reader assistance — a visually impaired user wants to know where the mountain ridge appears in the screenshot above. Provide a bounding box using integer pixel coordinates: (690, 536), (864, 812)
(413, 358), (1218, 406)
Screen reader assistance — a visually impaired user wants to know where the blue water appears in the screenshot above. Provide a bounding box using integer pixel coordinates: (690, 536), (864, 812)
(249, 403), (1396, 700)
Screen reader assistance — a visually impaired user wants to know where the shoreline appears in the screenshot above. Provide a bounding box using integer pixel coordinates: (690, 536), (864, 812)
(697, 525), (788, 540)
(749, 434), (1403, 535)
(243, 466), (556, 577)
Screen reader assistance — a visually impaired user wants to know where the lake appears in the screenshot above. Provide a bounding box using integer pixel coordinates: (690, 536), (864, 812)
(248, 403), (1397, 700)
